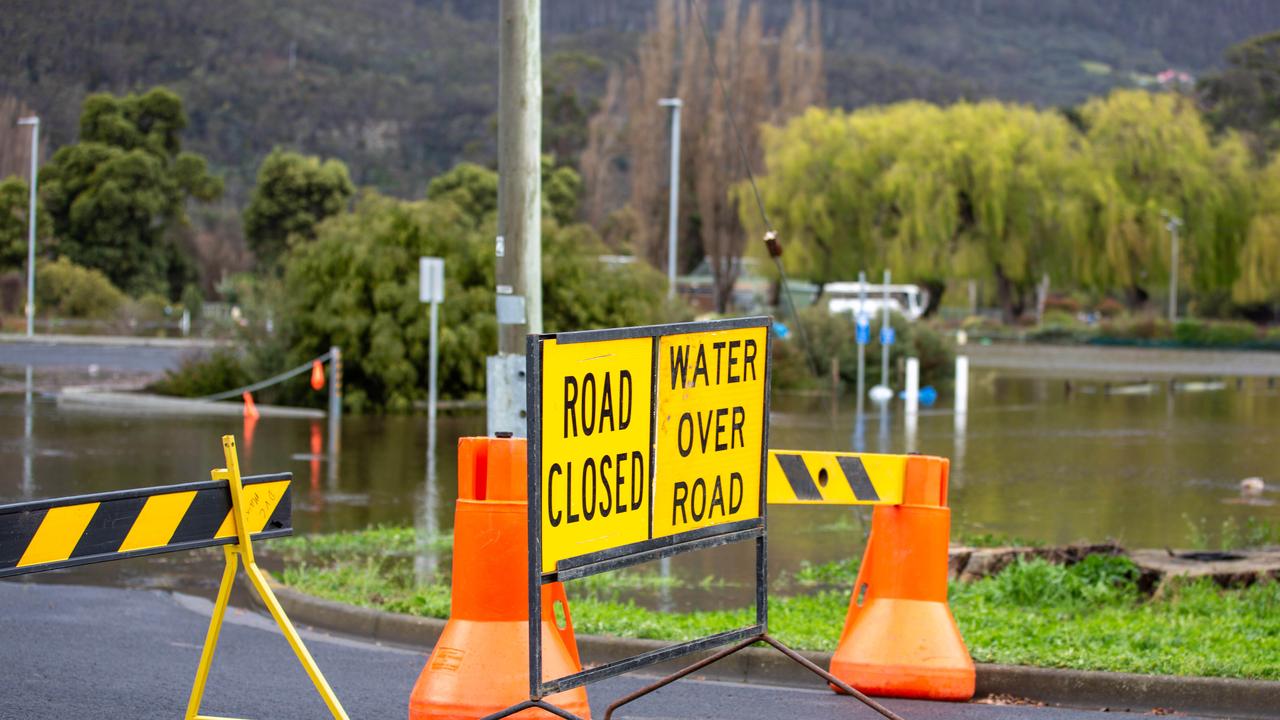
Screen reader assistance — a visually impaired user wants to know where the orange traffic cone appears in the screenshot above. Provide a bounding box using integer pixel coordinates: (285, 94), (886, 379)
(409, 436), (590, 720)
(311, 360), (326, 391)
(829, 455), (975, 700)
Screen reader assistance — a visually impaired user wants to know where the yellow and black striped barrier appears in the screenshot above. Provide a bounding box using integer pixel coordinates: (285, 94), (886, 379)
(767, 449), (907, 505)
(0, 472), (290, 578)
(0, 435), (348, 720)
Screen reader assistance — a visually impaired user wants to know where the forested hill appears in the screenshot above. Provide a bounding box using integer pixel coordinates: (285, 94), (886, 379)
(3, 0), (1279, 201)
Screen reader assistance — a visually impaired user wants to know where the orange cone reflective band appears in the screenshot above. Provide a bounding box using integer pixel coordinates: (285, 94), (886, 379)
(409, 436), (590, 719)
(829, 455), (975, 700)
(242, 391), (260, 419)
(311, 360), (326, 391)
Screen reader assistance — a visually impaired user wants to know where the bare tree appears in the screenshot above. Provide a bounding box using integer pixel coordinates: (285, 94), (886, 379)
(580, 0), (825, 312)
(580, 69), (626, 231)
(0, 97), (47, 182)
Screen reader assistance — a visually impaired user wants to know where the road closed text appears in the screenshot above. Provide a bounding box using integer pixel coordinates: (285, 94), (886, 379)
(538, 337), (653, 572)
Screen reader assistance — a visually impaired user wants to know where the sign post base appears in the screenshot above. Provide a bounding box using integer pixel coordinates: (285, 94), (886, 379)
(477, 632), (904, 720)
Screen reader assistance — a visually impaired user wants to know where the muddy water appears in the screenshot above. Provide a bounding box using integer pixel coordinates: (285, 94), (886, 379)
(1, 371), (1277, 610)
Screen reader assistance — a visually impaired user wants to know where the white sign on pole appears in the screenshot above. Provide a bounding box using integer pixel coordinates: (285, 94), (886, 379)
(419, 257), (445, 304)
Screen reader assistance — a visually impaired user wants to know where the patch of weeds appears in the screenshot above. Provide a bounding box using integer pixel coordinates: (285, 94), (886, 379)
(273, 525), (452, 561)
(957, 531), (1045, 548)
(794, 558), (859, 587)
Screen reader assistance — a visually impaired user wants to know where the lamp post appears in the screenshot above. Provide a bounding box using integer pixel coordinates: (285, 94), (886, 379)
(1163, 212), (1183, 323)
(659, 98), (682, 299)
(17, 116), (39, 337)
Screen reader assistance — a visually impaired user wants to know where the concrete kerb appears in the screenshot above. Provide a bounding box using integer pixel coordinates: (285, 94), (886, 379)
(254, 577), (1280, 718)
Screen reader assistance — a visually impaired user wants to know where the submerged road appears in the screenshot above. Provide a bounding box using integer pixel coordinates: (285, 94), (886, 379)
(0, 335), (216, 373)
(0, 581), (1212, 720)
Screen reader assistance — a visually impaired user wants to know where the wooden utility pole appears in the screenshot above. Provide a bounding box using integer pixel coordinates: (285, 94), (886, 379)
(488, 0), (541, 436)
(496, 0), (542, 349)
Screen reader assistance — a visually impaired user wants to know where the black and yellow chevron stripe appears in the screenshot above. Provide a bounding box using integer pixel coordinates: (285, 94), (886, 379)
(766, 450), (906, 505)
(0, 473), (291, 578)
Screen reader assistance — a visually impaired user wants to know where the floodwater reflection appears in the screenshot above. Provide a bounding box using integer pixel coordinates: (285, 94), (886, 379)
(1, 372), (1278, 606)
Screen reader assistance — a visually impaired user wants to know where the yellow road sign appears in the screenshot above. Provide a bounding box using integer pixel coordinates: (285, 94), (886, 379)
(653, 325), (767, 537)
(538, 335), (655, 573)
(767, 450), (906, 505)
(0, 474), (291, 578)
(532, 318), (770, 574)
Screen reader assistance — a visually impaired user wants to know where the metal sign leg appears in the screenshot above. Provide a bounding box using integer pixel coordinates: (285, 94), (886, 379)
(601, 633), (906, 720)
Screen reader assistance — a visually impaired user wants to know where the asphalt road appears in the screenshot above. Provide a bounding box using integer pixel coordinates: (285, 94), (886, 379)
(0, 339), (204, 373)
(0, 581), (1211, 720)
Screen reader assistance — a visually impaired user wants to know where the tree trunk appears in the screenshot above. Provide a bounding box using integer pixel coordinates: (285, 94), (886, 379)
(994, 268), (1024, 324)
(920, 278), (946, 318)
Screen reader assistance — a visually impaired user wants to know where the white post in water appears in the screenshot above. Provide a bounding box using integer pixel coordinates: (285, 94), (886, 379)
(869, 270), (895, 403)
(904, 356), (919, 452)
(905, 357), (919, 416)
(855, 270), (869, 417)
(659, 98), (682, 299)
(881, 271), (891, 384)
(955, 355), (970, 416)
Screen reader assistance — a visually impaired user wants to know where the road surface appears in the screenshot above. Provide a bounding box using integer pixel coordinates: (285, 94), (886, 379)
(964, 342), (1280, 379)
(0, 336), (213, 373)
(0, 581), (1210, 720)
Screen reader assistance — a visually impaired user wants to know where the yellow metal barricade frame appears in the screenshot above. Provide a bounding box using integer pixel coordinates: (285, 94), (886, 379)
(185, 435), (350, 720)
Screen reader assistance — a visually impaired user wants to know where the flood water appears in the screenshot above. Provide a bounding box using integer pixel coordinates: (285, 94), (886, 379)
(2, 369), (1277, 609)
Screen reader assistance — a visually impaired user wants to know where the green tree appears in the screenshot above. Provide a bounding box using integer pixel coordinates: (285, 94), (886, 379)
(1200, 31), (1280, 153)
(1081, 89), (1254, 305)
(243, 149), (355, 267)
(281, 162), (688, 412)
(1233, 155), (1280, 305)
(747, 101), (1096, 320)
(39, 88), (222, 297)
(0, 177), (51, 273)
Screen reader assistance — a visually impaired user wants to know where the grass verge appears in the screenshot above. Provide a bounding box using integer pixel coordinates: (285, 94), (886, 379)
(270, 528), (1280, 680)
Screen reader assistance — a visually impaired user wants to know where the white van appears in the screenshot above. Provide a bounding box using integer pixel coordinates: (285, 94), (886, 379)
(824, 281), (927, 321)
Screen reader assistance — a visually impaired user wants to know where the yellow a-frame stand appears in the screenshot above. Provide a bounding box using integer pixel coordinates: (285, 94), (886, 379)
(185, 435), (350, 720)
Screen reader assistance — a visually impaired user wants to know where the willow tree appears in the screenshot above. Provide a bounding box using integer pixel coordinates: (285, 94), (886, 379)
(1233, 155), (1280, 305)
(1080, 89), (1253, 306)
(747, 100), (1092, 319)
(939, 102), (1095, 321)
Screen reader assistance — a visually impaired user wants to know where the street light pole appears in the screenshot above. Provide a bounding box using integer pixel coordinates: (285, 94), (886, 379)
(18, 116), (39, 338)
(659, 98), (682, 299)
(1163, 212), (1182, 324)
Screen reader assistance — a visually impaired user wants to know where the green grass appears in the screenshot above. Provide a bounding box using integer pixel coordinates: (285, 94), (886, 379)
(276, 530), (1280, 681)
(274, 525), (453, 560)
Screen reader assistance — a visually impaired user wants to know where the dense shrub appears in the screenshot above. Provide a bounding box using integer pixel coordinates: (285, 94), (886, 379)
(1174, 319), (1259, 346)
(1042, 295), (1081, 314)
(1098, 316), (1173, 341)
(150, 348), (253, 398)
(35, 257), (128, 319)
(772, 305), (953, 391)
(1095, 297), (1125, 318)
(277, 164), (691, 413)
(1028, 309), (1094, 343)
